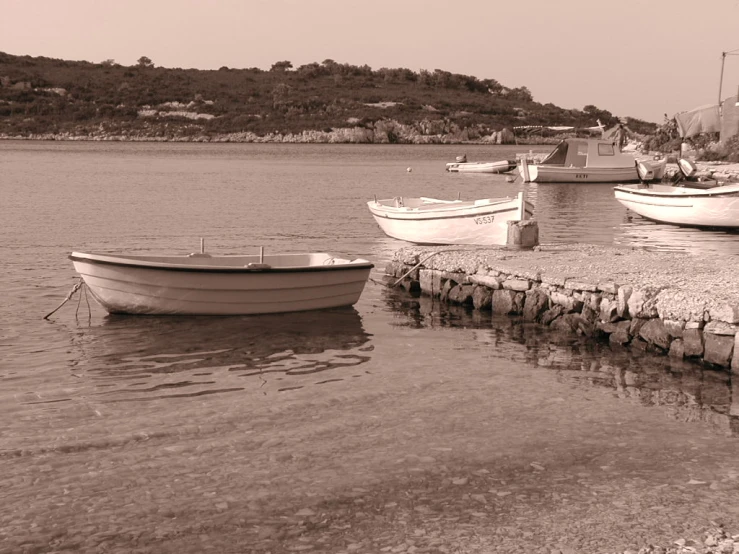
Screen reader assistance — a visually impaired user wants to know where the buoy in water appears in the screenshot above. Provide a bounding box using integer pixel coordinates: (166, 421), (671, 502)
(407, 167), (412, 172)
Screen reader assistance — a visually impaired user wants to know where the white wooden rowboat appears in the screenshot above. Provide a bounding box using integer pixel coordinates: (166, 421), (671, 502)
(69, 250), (374, 315)
(445, 159), (517, 174)
(367, 192), (534, 245)
(613, 182), (739, 228)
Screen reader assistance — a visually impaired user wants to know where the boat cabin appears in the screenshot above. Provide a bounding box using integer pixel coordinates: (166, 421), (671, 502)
(539, 138), (635, 169)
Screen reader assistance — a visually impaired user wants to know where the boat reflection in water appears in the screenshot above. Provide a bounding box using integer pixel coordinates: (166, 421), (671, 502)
(615, 213), (739, 256)
(385, 289), (739, 436)
(79, 308), (372, 400)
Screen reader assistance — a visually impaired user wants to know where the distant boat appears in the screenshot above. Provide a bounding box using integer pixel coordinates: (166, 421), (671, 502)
(614, 182), (739, 228)
(519, 138), (666, 183)
(446, 158), (517, 174)
(367, 192), (534, 245)
(69, 250), (374, 315)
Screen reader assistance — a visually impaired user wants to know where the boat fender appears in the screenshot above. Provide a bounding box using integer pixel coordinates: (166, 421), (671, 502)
(245, 263), (271, 270)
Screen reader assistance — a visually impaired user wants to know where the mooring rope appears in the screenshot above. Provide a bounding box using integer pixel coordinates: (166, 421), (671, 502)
(43, 279), (84, 320)
(388, 249), (466, 288)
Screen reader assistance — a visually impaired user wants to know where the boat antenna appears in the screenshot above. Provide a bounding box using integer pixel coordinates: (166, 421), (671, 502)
(718, 48), (739, 113)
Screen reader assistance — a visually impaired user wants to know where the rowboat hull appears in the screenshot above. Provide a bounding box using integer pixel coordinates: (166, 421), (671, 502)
(614, 183), (739, 228)
(70, 252), (374, 315)
(367, 193), (534, 245)
(446, 160), (516, 174)
(521, 164), (640, 183)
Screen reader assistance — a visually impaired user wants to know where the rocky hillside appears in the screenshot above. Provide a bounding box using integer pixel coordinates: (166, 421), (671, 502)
(0, 52), (657, 143)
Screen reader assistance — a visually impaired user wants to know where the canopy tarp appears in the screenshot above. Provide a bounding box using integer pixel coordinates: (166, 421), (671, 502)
(674, 104), (721, 138)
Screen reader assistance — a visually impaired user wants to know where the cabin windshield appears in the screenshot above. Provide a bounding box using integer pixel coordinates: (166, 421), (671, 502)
(540, 141), (568, 165)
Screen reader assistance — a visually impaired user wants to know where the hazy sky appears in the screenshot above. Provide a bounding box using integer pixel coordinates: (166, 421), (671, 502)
(2, 0), (739, 123)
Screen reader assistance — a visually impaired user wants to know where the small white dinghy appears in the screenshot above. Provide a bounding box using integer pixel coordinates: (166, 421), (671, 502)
(445, 159), (517, 174)
(69, 248), (374, 315)
(367, 192), (534, 245)
(613, 182), (739, 228)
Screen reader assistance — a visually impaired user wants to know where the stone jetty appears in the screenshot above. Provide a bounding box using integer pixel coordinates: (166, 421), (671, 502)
(386, 244), (739, 374)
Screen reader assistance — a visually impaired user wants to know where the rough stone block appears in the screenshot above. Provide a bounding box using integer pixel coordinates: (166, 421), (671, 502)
(710, 303), (739, 324)
(469, 274), (501, 290)
(704, 333), (734, 367)
(732, 334), (739, 375)
(550, 291), (583, 313)
(541, 274), (567, 287)
(617, 285), (632, 318)
(704, 321), (739, 336)
(523, 289), (548, 322)
(610, 320), (632, 345)
(472, 285), (492, 310)
(596, 321), (619, 334)
(598, 281), (619, 294)
(599, 298), (619, 323)
(440, 279), (454, 302)
(564, 280), (599, 292)
(627, 287), (661, 319)
(587, 293), (602, 312)
(550, 313), (588, 334)
(441, 271), (468, 285)
(663, 319), (685, 338)
(492, 289), (518, 315)
(541, 304), (565, 326)
(580, 305), (598, 324)
(629, 318), (647, 337)
(502, 279), (530, 292)
(668, 338), (685, 359)
(638, 319), (671, 351)
(683, 328), (704, 358)
(448, 284), (474, 305)
(419, 269), (442, 297)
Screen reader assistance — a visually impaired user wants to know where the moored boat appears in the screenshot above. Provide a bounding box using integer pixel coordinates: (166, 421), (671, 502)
(519, 138), (666, 183)
(613, 182), (739, 228)
(445, 159), (517, 174)
(367, 192), (534, 245)
(69, 250), (374, 315)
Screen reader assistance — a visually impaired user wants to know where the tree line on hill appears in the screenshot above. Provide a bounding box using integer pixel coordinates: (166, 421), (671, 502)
(0, 52), (658, 142)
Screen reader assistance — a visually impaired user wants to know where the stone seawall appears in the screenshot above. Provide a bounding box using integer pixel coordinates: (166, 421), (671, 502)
(386, 244), (739, 374)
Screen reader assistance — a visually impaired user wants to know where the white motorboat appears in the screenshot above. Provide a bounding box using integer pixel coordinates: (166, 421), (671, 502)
(367, 192), (534, 245)
(445, 159), (517, 174)
(519, 138), (666, 183)
(69, 249), (374, 315)
(614, 182), (739, 228)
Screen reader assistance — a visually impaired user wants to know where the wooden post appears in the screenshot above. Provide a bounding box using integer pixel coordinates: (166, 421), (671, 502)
(519, 157), (531, 183)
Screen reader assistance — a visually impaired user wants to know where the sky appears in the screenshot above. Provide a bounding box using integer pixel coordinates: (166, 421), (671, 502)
(2, 0), (739, 123)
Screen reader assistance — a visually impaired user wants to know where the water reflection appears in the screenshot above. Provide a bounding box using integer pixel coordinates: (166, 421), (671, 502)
(615, 214), (739, 256)
(385, 288), (739, 436)
(75, 308), (372, 400)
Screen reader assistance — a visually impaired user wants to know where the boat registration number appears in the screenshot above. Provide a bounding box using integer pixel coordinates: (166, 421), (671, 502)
(473, 215), (495, 225)
(575, 173), (589, 179)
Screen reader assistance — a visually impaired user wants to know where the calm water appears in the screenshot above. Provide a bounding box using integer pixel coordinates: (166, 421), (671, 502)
(2, 140), (738, 431)
(2, 141), (739, 552)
